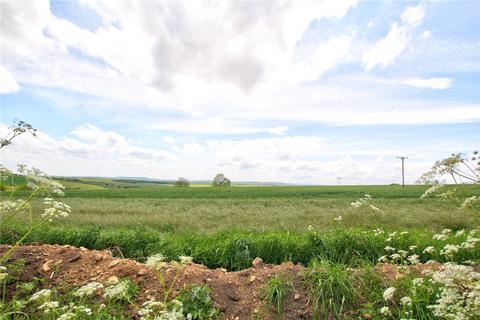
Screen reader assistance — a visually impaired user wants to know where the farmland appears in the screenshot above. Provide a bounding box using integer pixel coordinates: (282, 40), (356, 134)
(2, 182), (479, 269)
(1, 176), (480, 319)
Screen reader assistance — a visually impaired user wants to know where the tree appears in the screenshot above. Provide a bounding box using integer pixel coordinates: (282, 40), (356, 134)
(174, 177), (191, 187)
(212, 173), (231, 187)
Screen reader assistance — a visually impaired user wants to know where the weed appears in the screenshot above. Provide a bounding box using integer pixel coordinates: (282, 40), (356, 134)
(264, 274), (294, 315)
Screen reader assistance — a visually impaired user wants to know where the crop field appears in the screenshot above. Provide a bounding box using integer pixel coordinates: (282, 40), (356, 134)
(2, 183), (479, 270)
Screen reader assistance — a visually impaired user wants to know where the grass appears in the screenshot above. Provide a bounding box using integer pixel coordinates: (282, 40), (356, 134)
(304, 260), (356, 319)
(1, 184), (479, 270)
(264, 275), (294, 315)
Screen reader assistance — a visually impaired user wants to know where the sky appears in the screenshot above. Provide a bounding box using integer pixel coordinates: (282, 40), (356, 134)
(0, 0), (479, 185)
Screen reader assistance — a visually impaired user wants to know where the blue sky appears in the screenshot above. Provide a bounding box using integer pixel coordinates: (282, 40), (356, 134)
(0, 0), (479, 184)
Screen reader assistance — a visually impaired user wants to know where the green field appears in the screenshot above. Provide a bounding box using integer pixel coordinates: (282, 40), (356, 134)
(2, 183), (479, 270)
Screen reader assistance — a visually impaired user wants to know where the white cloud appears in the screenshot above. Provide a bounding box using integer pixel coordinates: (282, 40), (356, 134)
(401, 77), (452, 90)
(420, 30), (431, 40)
(0, 66), (20, 93)
(363, 4), (425, 71)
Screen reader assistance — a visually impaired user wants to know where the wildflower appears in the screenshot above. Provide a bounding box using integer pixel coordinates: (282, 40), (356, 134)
(306, 225), (314, 231)
(373, 228), (384, 236)
(429, 263), (480, 319)
(42, 198), (71, 221)
(380, 306), (391, 315)
(384, 246), (396, 252)
(455, 229), (465, 237)
(38, 301), (59, 314)
(145, 254), (168, 271)
(407, 254), (420, 265)
(28, 289), (51, 302)
(423, 246), (435, 254)
(334, 215), (342, 221)
(440, 244), (459, 259)
(383, 287), (396, 301)
(103, 280), (134, 302)
(398, 250), (408, 258)
(420, 183), (444, 199)
(390, 253), (402, 261)
(400, 296), (412, 306)
(412, 278), (424, 286)
(400, 231), (409, 235)
(459, 196), (479, 209)
(74, 282), (103, 297)
(433, 234), (449, 241)
(408, 245), (417, 251)
(57, 312), (76, 320)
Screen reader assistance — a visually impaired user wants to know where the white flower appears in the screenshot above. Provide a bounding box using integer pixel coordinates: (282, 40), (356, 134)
(306, 225), (314, 231)
(103, 281), (132, 301)
(28, 289), (51, 302)
(423, 246), (435, 254)
(57, 312), (76, 320)
(407, 254), (420, 265)
(409, 245), (418, 251)
(38, 301), (59, 313)
(433, 234), (449, 241)
(440, 244), (459, 259)
(400, 296), (412, 306)
(74, 282), (103, 297)
(384, 246), (396, 252)
(383, 287), (396, 301)
(380, 306), (391, 315)
(420, 183), (444, 199)
(145, 254), (167, 270)
(455, 229), (465, 237)
(334, 215), (343, 221)
(459, 196), (479, 209)
(412, 278), (424, 286)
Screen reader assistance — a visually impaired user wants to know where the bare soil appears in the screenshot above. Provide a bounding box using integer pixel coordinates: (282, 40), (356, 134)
(0, 244), (310, 319)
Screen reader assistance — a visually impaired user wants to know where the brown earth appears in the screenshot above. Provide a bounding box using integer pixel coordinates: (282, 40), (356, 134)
(0, 244), (448, 320)
(0, 244), (310, 319)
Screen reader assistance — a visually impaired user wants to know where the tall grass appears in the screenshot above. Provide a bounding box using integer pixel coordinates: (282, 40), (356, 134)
(2, 223), (478, 271)
(304, 260), (356, 319)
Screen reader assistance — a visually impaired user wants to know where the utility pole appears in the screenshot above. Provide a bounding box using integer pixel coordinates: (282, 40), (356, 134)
(396, 156), (408, 187)
(336, 177), (343, 185)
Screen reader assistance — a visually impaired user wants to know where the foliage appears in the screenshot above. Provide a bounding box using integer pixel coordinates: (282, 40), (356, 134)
(211, 173), (231, 187)
(304, 260), (356, 319)
(176, 285), (219, 319)
(263, 274), (294, 315)
(174, 177), (191, 187)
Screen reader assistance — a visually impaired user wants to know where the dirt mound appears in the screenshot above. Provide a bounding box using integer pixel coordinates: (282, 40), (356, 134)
(0, 244), (310, 319)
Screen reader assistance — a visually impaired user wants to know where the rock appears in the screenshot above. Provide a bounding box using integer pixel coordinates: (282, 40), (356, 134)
(220, 268), (227, 273)
(108, 260), (119, 268)
(294, 293), (301, 300)
(227, 292), (241, 301)
(137, 269), (148, 276)
(106, 276), (119, 284)
(206, 278), (212, 283)
(252, 257), (263, 268)
(249, 275), (256, 283)
(94, 253), (104, 262)
(79, 247), (88, 252)
(66, 253), (81, 263)
(42, 259), (62, 272)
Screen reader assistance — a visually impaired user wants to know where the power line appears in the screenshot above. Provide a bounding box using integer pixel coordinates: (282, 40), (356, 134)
(336, 177), (343, 185)
(396, 156), (408, 187)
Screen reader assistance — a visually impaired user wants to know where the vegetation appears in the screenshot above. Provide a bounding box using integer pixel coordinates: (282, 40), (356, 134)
(212, 173), (231, 187)
(174, 178), (191, 187)
(264, 274), (294, 315)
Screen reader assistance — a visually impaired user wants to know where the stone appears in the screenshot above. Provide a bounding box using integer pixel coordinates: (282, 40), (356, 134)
(249, 275), (256, 283)
(252, 257), (263, 267)
(42, 259), (62, 272)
